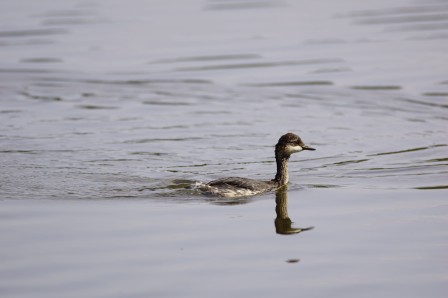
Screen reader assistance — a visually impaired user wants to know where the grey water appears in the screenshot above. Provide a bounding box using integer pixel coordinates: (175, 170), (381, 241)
(1, 0), (447, 297)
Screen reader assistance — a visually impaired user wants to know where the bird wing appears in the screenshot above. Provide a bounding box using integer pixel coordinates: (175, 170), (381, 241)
(208, 177), (272, 191)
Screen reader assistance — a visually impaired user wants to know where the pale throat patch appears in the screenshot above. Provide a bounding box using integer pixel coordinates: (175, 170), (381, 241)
(285, 144), (303, 155)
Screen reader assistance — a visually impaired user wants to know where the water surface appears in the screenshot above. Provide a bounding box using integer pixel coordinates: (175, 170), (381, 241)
(0, 0), (447, 297)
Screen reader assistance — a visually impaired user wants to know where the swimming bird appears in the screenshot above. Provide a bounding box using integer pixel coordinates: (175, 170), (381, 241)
(199, 133), (315, 197)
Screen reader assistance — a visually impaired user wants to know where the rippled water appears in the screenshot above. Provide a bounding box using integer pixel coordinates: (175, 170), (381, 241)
(1, 0), (447, 297)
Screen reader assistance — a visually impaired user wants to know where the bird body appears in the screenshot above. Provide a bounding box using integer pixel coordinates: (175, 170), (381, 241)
(198, 133), (315, 198)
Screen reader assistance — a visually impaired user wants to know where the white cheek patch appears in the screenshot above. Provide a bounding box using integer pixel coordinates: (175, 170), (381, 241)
(285, 145), (303, 154)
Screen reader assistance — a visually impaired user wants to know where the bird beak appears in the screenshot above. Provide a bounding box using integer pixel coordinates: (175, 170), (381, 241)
(302, 145), (316, 151)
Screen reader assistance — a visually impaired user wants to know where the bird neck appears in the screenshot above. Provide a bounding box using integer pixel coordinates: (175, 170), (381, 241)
(274, 155), (289, 186)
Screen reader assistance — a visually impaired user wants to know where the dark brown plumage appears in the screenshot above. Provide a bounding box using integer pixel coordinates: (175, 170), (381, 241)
(201, 133), (315, 197)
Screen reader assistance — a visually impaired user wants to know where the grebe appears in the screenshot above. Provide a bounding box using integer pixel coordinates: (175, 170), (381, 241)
(199, 133), (315, 197)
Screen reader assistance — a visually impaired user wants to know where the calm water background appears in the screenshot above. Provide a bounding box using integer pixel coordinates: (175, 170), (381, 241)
(1, 0), (447, 297)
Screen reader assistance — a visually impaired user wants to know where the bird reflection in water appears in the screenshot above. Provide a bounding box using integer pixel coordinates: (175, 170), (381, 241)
(275, 186), (314, 235)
